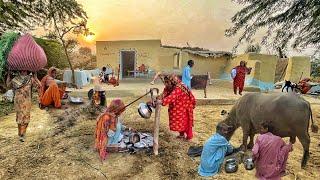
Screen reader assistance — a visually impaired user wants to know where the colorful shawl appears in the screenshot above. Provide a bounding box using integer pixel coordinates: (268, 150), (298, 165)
(39, 67), (56, 98)
(94, 99), (125, 160)
(160, 74), (191, 96)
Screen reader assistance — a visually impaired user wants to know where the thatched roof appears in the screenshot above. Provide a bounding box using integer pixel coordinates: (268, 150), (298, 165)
(161, 45), (232, 58)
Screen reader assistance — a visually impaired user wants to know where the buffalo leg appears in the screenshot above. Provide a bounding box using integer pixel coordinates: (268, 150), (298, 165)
(241, 130), (249, 151)
(290, 136), (296, 144)
(247, 133), (255, 149)
(298, 132), (311, 168)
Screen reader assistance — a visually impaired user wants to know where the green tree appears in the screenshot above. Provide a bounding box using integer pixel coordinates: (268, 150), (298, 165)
(245, 43), (261, 53)
(0, 0), (92, 85)
(43, 0), (93, 85)
(226, 0), (320, 53)
(0, 0), (44, 34)
(34, 38), (69, 69)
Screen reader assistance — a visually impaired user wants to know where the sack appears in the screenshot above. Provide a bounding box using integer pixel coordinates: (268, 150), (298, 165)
(231, 68), (236, 79)
(7, 34), (47, 71)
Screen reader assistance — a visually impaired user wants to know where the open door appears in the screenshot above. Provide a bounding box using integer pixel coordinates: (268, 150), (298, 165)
(120, 51), (136, 79)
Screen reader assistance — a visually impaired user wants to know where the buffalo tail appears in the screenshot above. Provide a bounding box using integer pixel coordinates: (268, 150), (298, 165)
(309, 105), (319, 133)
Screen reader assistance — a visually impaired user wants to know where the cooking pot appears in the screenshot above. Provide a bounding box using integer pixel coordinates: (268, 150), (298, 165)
(244, 158), (255, 170)
(129, 133), (140, 144)
(138, 103), (153, 119)
(225, 158), (238, 173)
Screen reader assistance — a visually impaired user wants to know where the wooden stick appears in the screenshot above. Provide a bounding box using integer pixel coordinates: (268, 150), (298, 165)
(153, 101), (161, 155)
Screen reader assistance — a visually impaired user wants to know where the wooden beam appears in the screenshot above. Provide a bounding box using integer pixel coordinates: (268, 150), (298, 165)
(153, 102), (161, 155)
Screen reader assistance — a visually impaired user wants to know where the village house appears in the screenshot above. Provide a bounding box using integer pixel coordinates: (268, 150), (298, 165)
(96, 39), (311, 91)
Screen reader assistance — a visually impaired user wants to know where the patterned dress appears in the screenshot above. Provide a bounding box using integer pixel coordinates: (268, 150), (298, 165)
(12, 75), (38, 125)
(162, 85), (196, 139)
(233, 66), (250, 93)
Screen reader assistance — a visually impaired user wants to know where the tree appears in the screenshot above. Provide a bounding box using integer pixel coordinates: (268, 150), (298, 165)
(42, 0), (93, 85)
(245, 43), (261, 53)
(225, 0), (320, 54)
(0, 0), (44, 34)
(311, 57), (320, 77)
(79, 47), (92, 56)
(0, 0), (92, 85)
(34, 38), (69, 69)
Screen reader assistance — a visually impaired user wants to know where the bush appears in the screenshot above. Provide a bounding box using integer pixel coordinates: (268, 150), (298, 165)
(34, 38), (69, 69)
(311, 58), (320, 77)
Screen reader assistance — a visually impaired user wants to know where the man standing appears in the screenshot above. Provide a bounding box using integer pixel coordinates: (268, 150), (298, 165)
(253, 122), (293, 180)
(182, 60), (194, 89)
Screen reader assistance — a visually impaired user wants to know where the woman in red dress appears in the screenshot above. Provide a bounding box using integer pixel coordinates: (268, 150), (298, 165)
(233, 61), (252, 95)
(157, 74), (196, 140)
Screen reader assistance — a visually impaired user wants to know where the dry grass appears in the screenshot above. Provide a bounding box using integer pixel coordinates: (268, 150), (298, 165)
(0, 81), (320, 179)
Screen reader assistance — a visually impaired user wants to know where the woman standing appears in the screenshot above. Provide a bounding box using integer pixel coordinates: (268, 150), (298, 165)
(157, 74), (196, 140)
(233, 61), (252, 95)
(6, 70), (41, 142)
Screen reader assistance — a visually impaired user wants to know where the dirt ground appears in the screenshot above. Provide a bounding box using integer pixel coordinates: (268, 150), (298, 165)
(0, 80), (320, 180)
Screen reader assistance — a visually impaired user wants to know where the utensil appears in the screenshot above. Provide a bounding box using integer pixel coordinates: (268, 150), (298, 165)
(68, 96), (83, 104)
(225, 158), (238, 173)
(138, 103), (153, 119)
(244, 157), (255, 170)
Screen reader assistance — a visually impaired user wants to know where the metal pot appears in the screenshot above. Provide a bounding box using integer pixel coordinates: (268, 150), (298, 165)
(138, 103), (153, 119)
(244, 158), (255, 170)
(225, 158), (238, 173)
(129, 133), (140, 144)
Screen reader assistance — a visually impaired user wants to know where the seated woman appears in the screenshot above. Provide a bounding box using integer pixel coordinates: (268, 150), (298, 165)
(94, 99), (130, 160)
(156, 74), (196, 140)
(253, 122), (293, 179)
(95, 99), (153, 160)
(39, 67), (66, 108)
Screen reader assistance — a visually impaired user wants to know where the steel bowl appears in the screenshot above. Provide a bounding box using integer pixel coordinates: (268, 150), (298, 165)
(244, 158), (255, 170)
(225, 158), (238, 173)
(138, 103), (153, 119)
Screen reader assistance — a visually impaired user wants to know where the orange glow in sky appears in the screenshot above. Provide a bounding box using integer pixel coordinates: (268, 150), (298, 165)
(76, 0), (241, 52)
(75, 0), (312, 56)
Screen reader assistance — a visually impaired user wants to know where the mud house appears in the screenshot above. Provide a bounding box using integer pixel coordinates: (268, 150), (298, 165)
(96, 39), (310, 91)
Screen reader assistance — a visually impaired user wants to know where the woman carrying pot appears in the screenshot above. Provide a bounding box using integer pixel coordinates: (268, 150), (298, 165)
(94, 99), (135, 160)
(155, 74), (196, 140)
(233, 61), (252, 95)
(6, 70), (41, 142)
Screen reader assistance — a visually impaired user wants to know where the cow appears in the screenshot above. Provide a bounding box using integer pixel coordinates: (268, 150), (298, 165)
(219, 92), (318, 168)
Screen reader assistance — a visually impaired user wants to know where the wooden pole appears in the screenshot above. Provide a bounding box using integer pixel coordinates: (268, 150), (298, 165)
(153, 101), (161, 155)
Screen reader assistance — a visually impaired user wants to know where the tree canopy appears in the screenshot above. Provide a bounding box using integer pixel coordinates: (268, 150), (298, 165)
(0, 0), (88, 35)
(226, 0), (320, 54)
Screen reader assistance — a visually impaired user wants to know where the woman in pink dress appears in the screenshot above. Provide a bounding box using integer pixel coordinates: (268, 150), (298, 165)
(253, 122), (293, 180)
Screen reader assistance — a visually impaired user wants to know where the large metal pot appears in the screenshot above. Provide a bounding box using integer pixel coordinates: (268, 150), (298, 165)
(225, 158), (238, 173)
(244, 158), (255, 170)
(138, 103), (153, 119)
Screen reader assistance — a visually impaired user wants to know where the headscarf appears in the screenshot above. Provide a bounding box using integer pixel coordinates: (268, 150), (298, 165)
(94, 99), (125, 160)
(160, 74), (191, 96)
(39, 67), (56, 98)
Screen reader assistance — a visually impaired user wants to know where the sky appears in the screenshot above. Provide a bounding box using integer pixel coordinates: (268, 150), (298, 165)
(75, 0), (312, 56)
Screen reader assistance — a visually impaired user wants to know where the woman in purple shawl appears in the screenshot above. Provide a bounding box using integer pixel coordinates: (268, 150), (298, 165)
(253, 122), (293, 180)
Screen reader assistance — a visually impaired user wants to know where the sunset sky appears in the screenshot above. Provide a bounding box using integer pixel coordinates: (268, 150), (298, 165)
(75, 0), (311, 56)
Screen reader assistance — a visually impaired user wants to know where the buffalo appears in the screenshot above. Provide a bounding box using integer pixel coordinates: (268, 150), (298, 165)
(219, 93), (318, 168)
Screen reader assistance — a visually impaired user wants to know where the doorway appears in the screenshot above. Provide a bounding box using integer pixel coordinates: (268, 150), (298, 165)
(120, 51), (136, 79)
